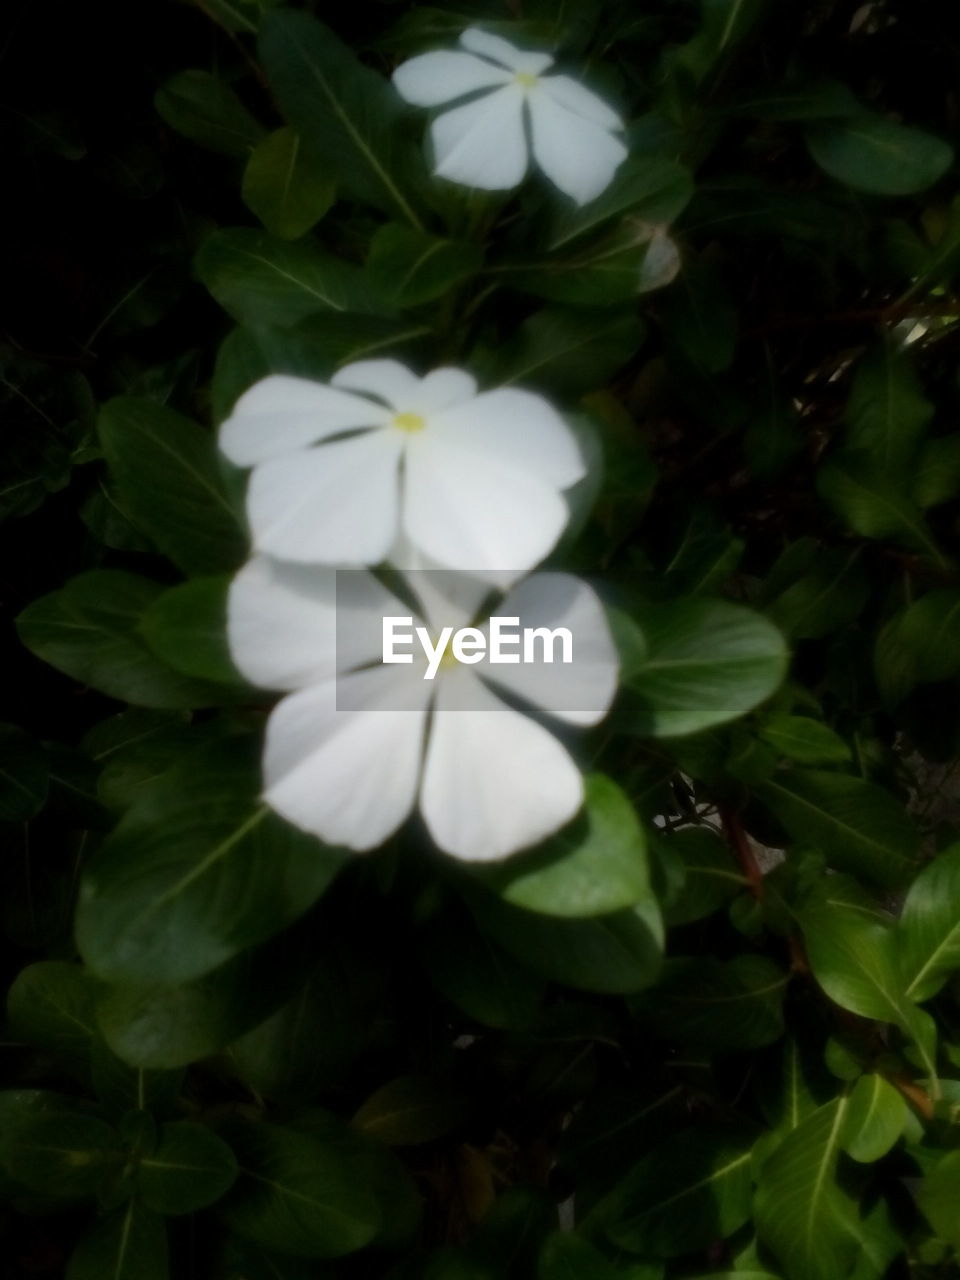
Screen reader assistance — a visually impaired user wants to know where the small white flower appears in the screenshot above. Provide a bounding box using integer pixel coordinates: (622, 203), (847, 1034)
(219, 359), (585, 586)
(227, 555), (619, 862)
(392, 27), (628, 205)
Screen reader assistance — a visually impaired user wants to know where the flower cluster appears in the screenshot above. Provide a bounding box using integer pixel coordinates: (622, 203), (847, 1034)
(220, 27), (628, 861)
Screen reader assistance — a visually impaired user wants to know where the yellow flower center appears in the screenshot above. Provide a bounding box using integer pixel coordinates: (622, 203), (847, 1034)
(438, 647), (459, 671)
(515, 71), (539, 89)
(392, 412), (426, 433)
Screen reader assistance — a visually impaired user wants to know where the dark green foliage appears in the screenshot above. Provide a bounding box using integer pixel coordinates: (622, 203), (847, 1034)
(5, 0), (960, 1277)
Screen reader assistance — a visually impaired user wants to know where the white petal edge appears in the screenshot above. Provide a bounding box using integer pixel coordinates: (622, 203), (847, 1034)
(430, 386), (586, 489)
(460, 27), (554, 75)
(330, 359), (423, 411)
(392, 50), (512, 107)
(528, 91), (628, 205)
(403, 436), (571, 581)
(227, 556), (338, 691)
(420, 668), (583, 861)
(227, 556), (410, 691)
(246, 429), (402, 565)
(263, 667), (430, 851)
(431, 86), (528, 192)
(219, 374), (389, 467)
(411, 368), (478, 415)
(478, 572), (619, 726)
(537, 73), (624, 130)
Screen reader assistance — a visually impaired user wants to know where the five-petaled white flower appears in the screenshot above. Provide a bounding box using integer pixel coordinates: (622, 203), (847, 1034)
(227, 555), (618, 862)
(219, 359), (585, 587)
(392, 27), (628, 205)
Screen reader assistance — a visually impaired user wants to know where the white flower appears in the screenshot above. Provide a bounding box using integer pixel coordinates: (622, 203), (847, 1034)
(392, 27), (628, 205)
(219, 359), (585, 586)
(227, 555), (619, 862)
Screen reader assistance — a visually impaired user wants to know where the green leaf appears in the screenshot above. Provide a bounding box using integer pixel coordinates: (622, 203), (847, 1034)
(513, 224), (680, 307)
(894, 591), (960, 685)
(559, 1083), (687, 1194)
(548, 155), (694, 250)
(98, 397), (245, 575)
(634, 955), (788, 1051)
(844, 343), (932, 477)
(757, 770), (918, 887)
(0, 723), (48, 821)
(155, 70), (263, 157)
(839, 1074), (907, 1163)
(764, 547), (869, 640)
(660, 826), (745, 926)
(807, 117), (953, 195)
(76, 738), (344, 985)
(659, 506), (744, 597)
(353, 1076), (471, 1146)
(192, 0), (264, 33)
(623, 598), (788, 737)
(7, 961), (97, 1057)
(90, 1039), (183, 1118)
(492, 307), (645, 397)
(758, 715), (851, 765)
(258, 9), (427, 226)
(538, 1233), (623, 1280)
(85, 710), (228, 813)
(242, 128), (335, 239)
(917, 1149), (960, 1248)
(899, 844), (960, 1001)
(229, 939), (387, 1099)
(912, 434), (960, 509)
(67, 1200), (168, 1280)
(799, 902), (936, 1076)
(17, 571), (243, 708)
(197, 228), (388, 328)
(471, 775), (651, 918)
(661, 264), (737, 373)
(294, 1110), (421, 1252)
(417, 903), (546, 1031)
(95, 920), (316, 1069)
(368, 224), (483, 307)
(140, 576), (241, 685)
(755, 1098), (857, 1280)
(588, 1127), (755, 1256)
(7, 1114), (120, 1198)
(731, 80), (863, 120)
(818, 454), (946, 565)
(221, 1120), (380, 1257)
(472, 895), (662, 995)
(138, 1122), (237, 1214)
(677, 0), (768, 81)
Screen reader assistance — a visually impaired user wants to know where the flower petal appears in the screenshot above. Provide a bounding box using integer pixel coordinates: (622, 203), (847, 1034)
(538, 74), (624, 130)
(403, 436), (570, 583)
(420, 668), (583, 861)
(414, 368), (478, 414)
(227, 556), (406, 691)
(460, 27), (553, 75)
(263, 666), (430, 851)
(330, 359), (422, 410)
(478, 573), (619, 725)
(246, 429), (402, 565)
(431, 86), (528, 192)
(219, 374), (388, 467)
(430, 387), (585, 488)
(392, 50), (512, 106)
(528, 91), (628, 204)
